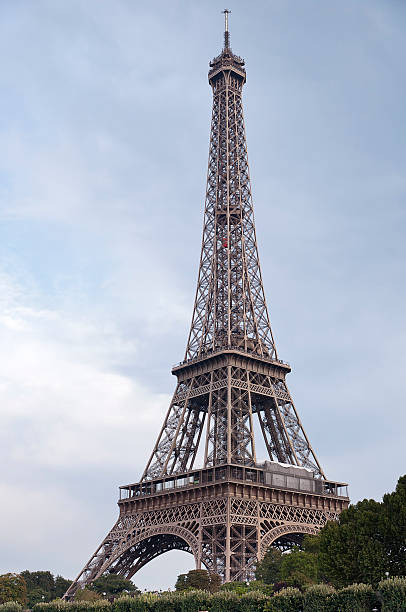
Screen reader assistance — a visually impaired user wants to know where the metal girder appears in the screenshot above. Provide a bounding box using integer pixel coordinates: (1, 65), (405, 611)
(185, 61), (276, 362)
(142, 362), (324, 479)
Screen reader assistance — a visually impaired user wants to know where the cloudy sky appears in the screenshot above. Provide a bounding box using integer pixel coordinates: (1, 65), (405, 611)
(1, 0), (405, 592)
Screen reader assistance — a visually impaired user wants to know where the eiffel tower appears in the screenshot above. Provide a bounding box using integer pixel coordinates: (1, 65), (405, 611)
(65, 12), (348, 598)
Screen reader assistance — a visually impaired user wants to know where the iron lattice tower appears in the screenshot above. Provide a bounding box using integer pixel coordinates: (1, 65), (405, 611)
(65, 13), (348, 598)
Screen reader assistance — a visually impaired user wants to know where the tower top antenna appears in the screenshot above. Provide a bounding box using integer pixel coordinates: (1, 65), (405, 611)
(222, 9), (231, 50)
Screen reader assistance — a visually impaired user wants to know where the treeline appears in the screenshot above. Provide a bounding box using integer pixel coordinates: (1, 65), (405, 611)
(10, 578), (406, 612)
(0, 572), (71, 608)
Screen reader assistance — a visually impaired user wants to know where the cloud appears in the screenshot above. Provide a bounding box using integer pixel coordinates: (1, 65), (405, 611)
(0, 269), (171, 475)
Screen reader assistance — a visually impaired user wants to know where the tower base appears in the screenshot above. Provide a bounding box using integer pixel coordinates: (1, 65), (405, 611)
(64, 462), (348, 598)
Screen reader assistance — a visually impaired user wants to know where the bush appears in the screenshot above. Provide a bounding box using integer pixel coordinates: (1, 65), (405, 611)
(0, 603), (23, 612)
(265, 587), (303, 612)
(113, 595), (141, 612)
(332, 583), (378, 611)
(303, 584), (335, 612)
(177, 590), (211, 612)
(378, 577), (406, 611)
(209, 590), (239, 612)
(239, 590), (269, 612)
(75, 591), (102, 602)
(220, 581), (248, 594)
(113, 594), (158, 612)
(246, 582), (273, 596)
(34, 600), (111, 612)
(148, 593), (176, 612)
(221, 580), (273, 597)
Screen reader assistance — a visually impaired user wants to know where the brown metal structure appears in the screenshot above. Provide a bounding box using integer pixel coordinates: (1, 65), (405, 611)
(65, 12), (348, 599)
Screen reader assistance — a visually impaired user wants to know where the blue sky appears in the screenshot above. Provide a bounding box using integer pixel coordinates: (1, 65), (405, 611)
(1, 0), (405, 591)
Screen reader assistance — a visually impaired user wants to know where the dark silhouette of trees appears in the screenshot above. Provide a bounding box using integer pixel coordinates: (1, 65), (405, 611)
(175, 569), (221, 592)
(89, 574), (138, 597)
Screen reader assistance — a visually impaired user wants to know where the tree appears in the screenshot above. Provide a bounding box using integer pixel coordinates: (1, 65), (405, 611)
(318, 475), (406, 588)
(254, 547), (283, 584)
(319, 499), (386, 588)
(0, 574), (27, 605)
(381, 474), (406, 577)
(175, 569), (221, 592)
(21, 571), (55, 606)
(220, 580), (273, 595)
(279, 548), (318, 589)
(301, 534), (320, 555)
(20, 571), (54, 596)
(175, 573), (188, 591)
(54, 576), (72, 599)
(20, 570), (72, 606)
(255, 538), (320, 591)
(25, 587), (50, 607)
(90, 574), (138, 597)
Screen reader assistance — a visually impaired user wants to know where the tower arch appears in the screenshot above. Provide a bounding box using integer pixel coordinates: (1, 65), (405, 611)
(95, 526), (199, 580)
(259, 524), (320, 560)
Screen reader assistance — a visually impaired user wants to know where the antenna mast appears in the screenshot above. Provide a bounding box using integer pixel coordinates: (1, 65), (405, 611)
(222, 8), (231, 50)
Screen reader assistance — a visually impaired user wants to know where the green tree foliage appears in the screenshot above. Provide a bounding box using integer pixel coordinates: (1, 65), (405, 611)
(171, 589), (211, 612)
(378, 577), (406, 612)
(246, 581), (274, 596)
(75, 589), (102, 602)
(220, 580), (273, 596)
(332, 583), (379, 612)
(0, 574), (27, 606)
(265, 587), (303, 612)
(303, 584), (335, 612)
(220, 581), (248, 594)
(34, 601), (110, 612)
(90, 575), (137, 597)
(319, 474), (406, 588)
(0, 604), (23, 612)
(20, 571), (72, 606)
(21, 572), (54, 596)
(27, 581), (406, 612)
(238, 590), (268, 612)
(381, 475), (406, 576)
(113, 593), (159, 612)
(26, 588), (50, 608)
(279, 548), (318, 589)
(175, 569), (221, 593)
(301, 534), (320, 555)
(54, 577), (72, 599)
(209, 590), (239, 612)
(255, 538), (320, 590)
(254, 547), (283, 584)
(318, 499), (386, 588)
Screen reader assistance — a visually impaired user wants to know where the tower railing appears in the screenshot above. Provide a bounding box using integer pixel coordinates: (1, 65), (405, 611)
(173, 346), (291, 371)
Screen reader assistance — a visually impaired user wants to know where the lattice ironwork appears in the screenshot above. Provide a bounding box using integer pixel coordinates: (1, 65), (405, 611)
(65, 493), (344, 597)
(141, 16), (323, 480)
(64, 14), (348, 600)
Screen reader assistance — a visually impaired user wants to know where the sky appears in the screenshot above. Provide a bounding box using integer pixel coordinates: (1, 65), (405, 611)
(0, 0), (405, 592)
